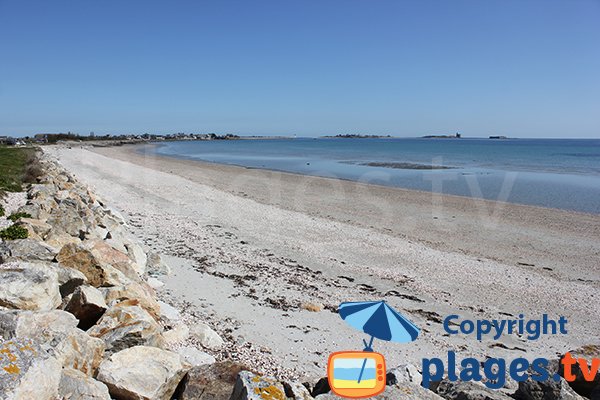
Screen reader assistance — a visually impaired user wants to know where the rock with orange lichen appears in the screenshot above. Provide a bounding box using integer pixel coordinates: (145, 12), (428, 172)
(0, 310), (105, 377)
(0, 338), (62, 400)
(230, 371), (288, 400)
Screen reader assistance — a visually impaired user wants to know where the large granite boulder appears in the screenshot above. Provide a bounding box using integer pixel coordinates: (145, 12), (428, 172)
(97, 346), (191, 400)
(47, 263), (87, 296)
(0, 239), (57, 263)
(2, 310), (105, 376)
(58, 368), (111, 400)
(230, 371), (287, 400)
(87, 299), (164, 353)
(177, 361), (249, 400)
(0, 339), (62, 400)
(44, 231), (81, 251)
(0, 262), (61, 311)
(46, 199), (88, 238)
(56, 242), (131, 287)
(54, 328), (106, 376)
(101, 281), (161, 320)
(64, 285), (108, 329)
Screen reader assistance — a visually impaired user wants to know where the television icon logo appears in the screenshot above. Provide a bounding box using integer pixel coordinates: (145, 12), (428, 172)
(327, 351), (386, 398)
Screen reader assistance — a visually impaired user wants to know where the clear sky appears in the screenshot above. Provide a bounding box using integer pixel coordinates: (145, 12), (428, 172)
(1, 0), (599, 138)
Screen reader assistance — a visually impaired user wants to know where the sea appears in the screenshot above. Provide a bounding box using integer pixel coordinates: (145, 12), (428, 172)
(146, 138), (600, 214)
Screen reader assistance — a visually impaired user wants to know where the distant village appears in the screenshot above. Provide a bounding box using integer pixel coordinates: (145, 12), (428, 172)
(0, 132), (240, 146)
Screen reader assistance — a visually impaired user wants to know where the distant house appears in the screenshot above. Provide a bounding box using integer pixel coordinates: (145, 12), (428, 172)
(0, 136), (8, 144)
(34, 133), (49, 143)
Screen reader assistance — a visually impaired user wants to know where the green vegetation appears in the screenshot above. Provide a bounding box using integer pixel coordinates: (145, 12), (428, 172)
(0, 224), (29, 240)
(0, 147), (40, 194)
(7, 212), (32, 222)
(0, 205), (4, 217)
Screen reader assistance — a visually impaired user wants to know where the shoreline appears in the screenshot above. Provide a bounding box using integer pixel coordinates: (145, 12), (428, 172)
(48, 144), (600, 380)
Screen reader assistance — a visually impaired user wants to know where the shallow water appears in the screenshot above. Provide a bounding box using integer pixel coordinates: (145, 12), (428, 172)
(147, 138), (600, 213)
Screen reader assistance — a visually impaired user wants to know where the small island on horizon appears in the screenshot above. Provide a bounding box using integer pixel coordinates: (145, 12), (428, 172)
(322, 134), (393, 139)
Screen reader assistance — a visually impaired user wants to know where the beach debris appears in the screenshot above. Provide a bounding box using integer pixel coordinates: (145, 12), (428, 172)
(97, 345), (191, 400)
(300, 302), (324, 312)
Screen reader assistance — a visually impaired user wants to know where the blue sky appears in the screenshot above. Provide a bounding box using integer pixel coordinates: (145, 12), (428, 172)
(1, 1), (598, 138)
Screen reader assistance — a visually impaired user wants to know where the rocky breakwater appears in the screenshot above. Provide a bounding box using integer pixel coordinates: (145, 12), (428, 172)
(0, 153), (195, 400)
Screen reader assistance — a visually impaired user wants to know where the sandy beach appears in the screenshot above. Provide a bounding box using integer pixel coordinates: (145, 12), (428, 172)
(46, 144), (600, 381)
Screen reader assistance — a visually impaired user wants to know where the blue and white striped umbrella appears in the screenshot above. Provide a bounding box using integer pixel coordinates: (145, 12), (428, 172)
(338, 300), (419, 345)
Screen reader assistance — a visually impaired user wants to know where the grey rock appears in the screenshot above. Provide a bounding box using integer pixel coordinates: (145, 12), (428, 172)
(436, 379), (513, 399)
(0, 262), (61, 311)
(87, 299), (164, 353)
(58, 368), (111, 400)
(177, 346), (216, 367)
(158, 300), (181, 325)
(315, 382), (443, 399)
(517, 359), (586, 400)
(97, 345), (191, 400)
(387, 363), (422, 385)
(146, 252), (171, 276)
(0, 239), (57, 263)
(190, 322), (224, 350)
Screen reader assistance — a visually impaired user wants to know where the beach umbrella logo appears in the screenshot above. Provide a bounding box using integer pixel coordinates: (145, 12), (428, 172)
(327, 300), (420, 399)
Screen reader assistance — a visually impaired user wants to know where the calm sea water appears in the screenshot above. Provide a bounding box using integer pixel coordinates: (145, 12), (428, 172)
(147, 138), (600, 213)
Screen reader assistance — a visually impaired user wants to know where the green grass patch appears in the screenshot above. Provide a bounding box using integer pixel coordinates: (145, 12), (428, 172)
(7, 212), (32, 222)
(0, 147), (39, 193)
(0, 224), (29, 240)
